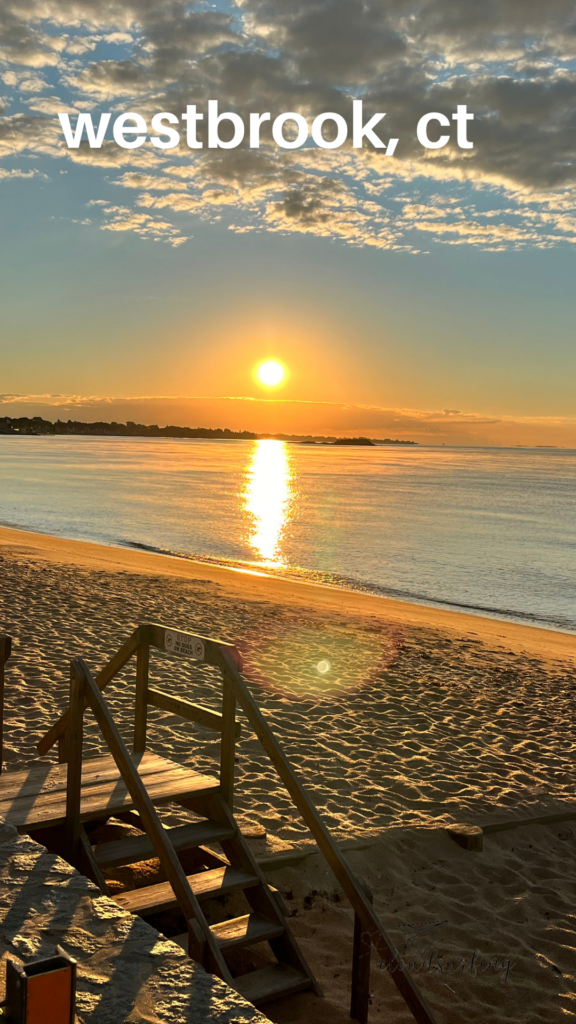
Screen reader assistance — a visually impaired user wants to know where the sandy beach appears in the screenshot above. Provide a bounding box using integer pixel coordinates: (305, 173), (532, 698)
(0, 524), (575, 1023)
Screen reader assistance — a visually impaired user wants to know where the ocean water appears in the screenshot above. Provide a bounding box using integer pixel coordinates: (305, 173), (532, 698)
(0, 435), (574, 633)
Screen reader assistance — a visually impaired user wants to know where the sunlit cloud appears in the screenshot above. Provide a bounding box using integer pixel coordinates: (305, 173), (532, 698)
(3, 392), (576, 447)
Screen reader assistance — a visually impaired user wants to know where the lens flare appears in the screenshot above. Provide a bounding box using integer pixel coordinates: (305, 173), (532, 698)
(239, 623), (402, 700)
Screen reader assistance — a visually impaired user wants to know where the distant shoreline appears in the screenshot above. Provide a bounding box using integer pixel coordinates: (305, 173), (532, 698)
(0, 416), (417, 445)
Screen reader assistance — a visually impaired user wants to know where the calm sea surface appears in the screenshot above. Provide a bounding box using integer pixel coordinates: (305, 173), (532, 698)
(0, 436), (574, 633)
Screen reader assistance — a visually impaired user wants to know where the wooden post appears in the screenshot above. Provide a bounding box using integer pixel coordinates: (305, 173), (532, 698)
(0, 635), (12, 775)
(220, 679), (236, 810)
(65, 663), (84, 866)
(351, 879), (374, 1024)
(134, 641), (150, 753)
(58, 734), (68, 764)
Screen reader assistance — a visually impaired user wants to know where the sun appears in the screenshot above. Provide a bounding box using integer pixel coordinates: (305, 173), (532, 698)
(255, 360), (286, 388)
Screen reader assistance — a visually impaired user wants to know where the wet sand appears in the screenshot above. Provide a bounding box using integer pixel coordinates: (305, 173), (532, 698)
(0, 524), (575, 1022)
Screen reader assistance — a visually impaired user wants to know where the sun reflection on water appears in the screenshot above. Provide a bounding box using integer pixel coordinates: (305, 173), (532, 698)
(243, 439), (294, 564)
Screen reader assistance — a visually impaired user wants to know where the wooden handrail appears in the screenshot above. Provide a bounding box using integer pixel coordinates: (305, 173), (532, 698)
(37, 628), (142, 756)
(37, 623), (243, 758)
(75, 657), (234, 985)
(215, 648), (439, 1024)
(147, 687), (241, 737)
(0, 635), (12, 775)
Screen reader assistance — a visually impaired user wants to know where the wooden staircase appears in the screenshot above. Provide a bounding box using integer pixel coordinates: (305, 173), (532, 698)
(0, 624), (439, 1024)
(88, 789), (319, 1004)
(27, 622), (321, 1007)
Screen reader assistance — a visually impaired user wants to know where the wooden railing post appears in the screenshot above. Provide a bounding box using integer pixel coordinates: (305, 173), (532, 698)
(0, 635), (12, 775)
(351, 879), (374, 1024)
(134, 641), (150, 753)
(65, 662), (85, 866)
(220, 678), (236, 810)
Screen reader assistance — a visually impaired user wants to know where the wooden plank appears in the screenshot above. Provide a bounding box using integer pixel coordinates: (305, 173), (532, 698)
(0, 762), (214, 817)
(0, 762), (219, 832)
(216, 649), (440, 1024)
(94, 819), (236, 868)
(483, 809), (576, 833)
(219, 680), (236, 809)
(76, 657), (233, 984)
(147, 688), (241, 737)
(65, 663), (84, 863)
(0, 751), (170, 805)
(79, 770), (218, 816)
(234, 965), (311, 1005)
(0, 635), (12, 775)
(147, 623), (243, 672)
(36, 628), (142, 756)
(211, 913), (284, 951)
(0, 750), (171, 801)
(134, 642), (149, 753)
(195, 844), (230, 870)
(116, 865), (258, 916)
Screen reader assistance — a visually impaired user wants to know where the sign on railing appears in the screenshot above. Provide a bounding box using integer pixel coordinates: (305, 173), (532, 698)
(164, 629), (206, 661)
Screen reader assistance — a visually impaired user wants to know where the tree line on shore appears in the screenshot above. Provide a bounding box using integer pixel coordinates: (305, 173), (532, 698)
(0, 416), (416, 445)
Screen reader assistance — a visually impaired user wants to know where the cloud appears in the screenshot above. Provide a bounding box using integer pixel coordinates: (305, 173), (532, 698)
(0, 7), (63, 68)
(97, 202), (188, 244)
(0, 165), (45, 179)
(3, 392), (576, 447)
(1, 0), (576, 250)
(244, 0), (407, 82)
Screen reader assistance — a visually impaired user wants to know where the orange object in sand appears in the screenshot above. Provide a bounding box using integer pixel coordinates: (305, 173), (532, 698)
(4, 948), (76, 1024)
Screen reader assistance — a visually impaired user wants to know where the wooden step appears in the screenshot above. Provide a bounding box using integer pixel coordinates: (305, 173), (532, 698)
(211, 913), (285, 951)
(234, 964), (313, 1005)
(93, 819), (235, 868)
(115, 865), (258, 916)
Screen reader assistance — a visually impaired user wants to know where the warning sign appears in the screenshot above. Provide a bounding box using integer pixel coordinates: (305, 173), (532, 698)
(164, 629), (206, 661)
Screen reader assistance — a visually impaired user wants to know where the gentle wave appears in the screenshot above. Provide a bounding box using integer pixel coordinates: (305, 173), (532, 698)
(1, 436), (575, 635)
(121, 538), (576, 634)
